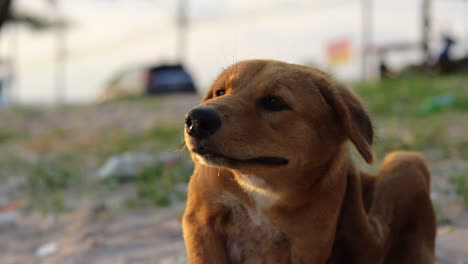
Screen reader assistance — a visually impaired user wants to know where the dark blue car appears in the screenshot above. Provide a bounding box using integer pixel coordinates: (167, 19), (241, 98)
(145, 64), (197, 94)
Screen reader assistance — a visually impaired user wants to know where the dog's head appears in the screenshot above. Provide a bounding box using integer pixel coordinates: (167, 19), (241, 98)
(184, 59), (373, 177)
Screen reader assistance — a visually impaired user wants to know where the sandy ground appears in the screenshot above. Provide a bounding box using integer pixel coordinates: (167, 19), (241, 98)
(1, 203), (468, 264)
(0, 205), (186, 264)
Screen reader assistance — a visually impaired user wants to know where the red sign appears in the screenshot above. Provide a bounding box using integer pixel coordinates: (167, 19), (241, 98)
(327, 39), (352, 65)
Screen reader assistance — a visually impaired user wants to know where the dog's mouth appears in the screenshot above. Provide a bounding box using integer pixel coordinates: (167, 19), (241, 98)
(193, 148), (289, 167)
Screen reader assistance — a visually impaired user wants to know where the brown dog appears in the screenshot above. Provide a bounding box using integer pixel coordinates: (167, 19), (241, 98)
(183, 59), (436, 264)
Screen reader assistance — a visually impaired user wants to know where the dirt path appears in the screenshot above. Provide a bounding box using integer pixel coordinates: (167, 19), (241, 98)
(437, 227), (468, 264)
(0, 204), (186, 264)
(1, 203), (467, 264)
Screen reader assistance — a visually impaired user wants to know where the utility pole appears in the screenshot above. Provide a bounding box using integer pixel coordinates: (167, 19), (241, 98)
(9, 24), (19, 105)
(421, 0), (432, 65)
(465, 0), (468, 51)
(361, 0), (373, 81)
(53, 0), (66, 105)
(176, 0), (188, 64)
(0, 0), (13, 30)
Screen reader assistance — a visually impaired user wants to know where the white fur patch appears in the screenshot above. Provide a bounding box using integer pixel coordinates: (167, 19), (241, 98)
(236, 174), (277, 226)
(219, 176), (283, 263)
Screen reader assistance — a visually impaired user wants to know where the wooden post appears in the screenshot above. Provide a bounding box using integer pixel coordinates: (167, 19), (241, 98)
(0, 0), (12, 31)
(361, 0), (373, 81)
(54, 0), (66, 105)
(176, 0), (188, 64)
(421, 0), (432, 65)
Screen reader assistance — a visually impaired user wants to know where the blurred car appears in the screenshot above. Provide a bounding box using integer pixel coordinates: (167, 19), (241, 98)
(98, 63), (197, 102)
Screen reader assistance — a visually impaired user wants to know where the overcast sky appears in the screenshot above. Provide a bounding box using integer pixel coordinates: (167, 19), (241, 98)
(1, 0), (467, 104)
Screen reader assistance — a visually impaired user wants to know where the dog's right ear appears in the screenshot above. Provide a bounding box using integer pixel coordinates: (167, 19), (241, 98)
(318, 81), (374, 164)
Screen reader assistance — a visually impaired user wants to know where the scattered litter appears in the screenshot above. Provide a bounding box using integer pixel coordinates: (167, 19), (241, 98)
(0, 211), (17, 226)
(45, 214), (56, 226)
(440, 225), (456, 234)
(0, 201), (18, 226)
(418, 94), (455, 114)
(96, 152), (157, 180)
(160, 151), (182, 168)
(447, 190), (459, 201)
(96, 151), (182, 180)
(36, 242), (58, 257)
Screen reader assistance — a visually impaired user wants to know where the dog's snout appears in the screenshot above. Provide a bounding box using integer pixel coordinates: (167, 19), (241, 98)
(185, 107), (221, 139)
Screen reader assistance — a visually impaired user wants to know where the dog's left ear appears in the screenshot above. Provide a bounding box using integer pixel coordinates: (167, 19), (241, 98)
(319, 81), (374, 164)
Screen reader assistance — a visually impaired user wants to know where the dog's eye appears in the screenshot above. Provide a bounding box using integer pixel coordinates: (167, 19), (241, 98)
(215, 89), (226, 97)
(261, 96), (290, 111)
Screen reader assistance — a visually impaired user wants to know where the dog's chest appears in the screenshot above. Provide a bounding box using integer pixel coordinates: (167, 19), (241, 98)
(221, 191), (290, 264)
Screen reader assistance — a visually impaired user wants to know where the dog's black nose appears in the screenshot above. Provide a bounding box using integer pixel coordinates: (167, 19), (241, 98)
(185, 107), (221, 139)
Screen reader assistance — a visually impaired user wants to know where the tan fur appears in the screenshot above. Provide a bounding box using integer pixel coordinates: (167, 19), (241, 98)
(183, 59), (436, 264)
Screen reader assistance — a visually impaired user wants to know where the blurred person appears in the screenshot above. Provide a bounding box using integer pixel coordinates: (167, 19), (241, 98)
(379, 58), (397, 79)
(436, 34), (456, 73)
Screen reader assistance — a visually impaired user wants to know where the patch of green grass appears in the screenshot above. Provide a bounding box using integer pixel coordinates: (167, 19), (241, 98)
(354, 74), (468, 203)
(8, 105), (42, 117)
(353, 74), (468, 164)
(0, 127), (26, 144)
(355, 74), (468, 116)
(143, 124), (184, 147)
(26, 155), (83, 213)
(370, 114), (465, 162)
(0, 130), (18, 144)
(131, 154), (192, 207)
(451, 174), (468, 204)
(112, 123), (184, 153)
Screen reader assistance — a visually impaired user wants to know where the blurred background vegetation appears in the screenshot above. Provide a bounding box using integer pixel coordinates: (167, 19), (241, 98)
(0, 0), (467, 262)
(0, 73), (466, 216)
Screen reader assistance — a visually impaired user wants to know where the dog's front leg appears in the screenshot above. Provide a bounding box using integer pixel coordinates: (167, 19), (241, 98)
(183, 207), (230, 264)
(290, 229), (336, 264)
(183, 167), (231, 264)
(281, 190), (346, 264)
(332, 171), (389, 263)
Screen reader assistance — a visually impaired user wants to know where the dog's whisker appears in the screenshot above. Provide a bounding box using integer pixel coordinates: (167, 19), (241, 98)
(178, 143), (187, 152)
(247, 190), (253, 207)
